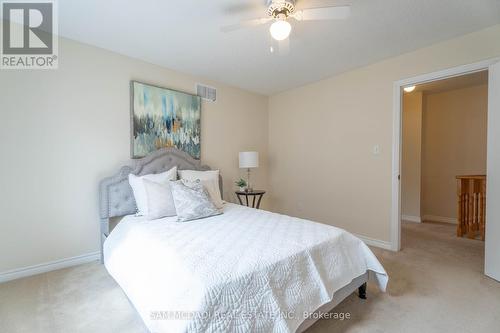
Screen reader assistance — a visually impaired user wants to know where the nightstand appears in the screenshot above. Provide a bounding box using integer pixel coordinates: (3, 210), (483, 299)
(235, 190), (266, 209)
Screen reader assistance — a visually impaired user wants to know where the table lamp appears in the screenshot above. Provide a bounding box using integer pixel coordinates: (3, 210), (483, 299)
(239, 151), (259, 192)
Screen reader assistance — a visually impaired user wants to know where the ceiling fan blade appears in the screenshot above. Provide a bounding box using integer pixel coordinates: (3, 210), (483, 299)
(292, 5), (350, 21)
(221, 17), (272, 33)
(295, 0), (347, 9)
(222, 1), (268, 15)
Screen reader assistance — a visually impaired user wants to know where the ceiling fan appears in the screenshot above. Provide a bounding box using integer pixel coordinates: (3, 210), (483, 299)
(221, 0), (351, 41)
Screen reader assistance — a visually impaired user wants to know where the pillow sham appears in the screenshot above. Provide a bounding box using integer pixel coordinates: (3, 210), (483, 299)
(142, 179), (177, 220)
(178, 169), (224, 209)
(128, 166), (177, 216)
(170, 180), (221, 222)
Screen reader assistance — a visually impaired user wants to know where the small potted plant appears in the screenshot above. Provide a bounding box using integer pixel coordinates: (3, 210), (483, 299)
(235, 178), (247, 192)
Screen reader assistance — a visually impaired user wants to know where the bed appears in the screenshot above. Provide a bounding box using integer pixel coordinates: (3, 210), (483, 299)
(99, 148), (388, 333)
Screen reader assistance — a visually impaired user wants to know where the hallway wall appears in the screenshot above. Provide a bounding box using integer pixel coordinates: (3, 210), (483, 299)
(421, 84), (488, 222)
(402, 92), (423, 222)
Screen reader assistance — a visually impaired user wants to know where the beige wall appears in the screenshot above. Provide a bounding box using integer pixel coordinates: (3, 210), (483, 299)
(268, 25), (500, 243)
(1, 24), (500, 275)
(0, 37), (269, 273)
(402, 92), (423, 221)
(421, 85), (488, 221)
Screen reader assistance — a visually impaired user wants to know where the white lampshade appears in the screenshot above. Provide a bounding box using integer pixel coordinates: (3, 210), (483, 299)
(239, 151), (259, 169)
(269, 20), (291, 41)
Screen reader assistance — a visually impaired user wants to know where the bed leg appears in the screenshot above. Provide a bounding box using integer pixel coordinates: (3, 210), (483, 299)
(358, 283), (367, 299)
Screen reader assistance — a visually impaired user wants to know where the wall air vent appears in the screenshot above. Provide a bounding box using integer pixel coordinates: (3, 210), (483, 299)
(196, 83), (217, 102)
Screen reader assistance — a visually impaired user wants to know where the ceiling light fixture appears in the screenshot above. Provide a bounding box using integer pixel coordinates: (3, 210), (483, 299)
(404, 86), (416, 93)
(270, 20), (292, 41)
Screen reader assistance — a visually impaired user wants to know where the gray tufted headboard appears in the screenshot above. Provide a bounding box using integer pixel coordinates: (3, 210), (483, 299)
(98, 147), (222, 261)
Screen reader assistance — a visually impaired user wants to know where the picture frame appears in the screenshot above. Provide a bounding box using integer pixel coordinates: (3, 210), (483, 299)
(130, 81), (201, 159)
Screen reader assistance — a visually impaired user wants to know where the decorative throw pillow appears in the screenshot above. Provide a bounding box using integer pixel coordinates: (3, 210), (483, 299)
(128, 166), (177, 216)
(170, 180), (222, 222)
(142, 179), (177, 220)
(178, 170), (224, 209)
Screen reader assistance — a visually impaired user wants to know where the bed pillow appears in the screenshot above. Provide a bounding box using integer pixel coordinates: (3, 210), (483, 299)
(142, 179), (177, 220)
(170, 180), (221, 222)
(128, 166), (177, 216)
(178, 170), (224, 209)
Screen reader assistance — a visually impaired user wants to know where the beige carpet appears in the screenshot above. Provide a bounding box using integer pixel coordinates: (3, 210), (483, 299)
(1, 222), (499, 333)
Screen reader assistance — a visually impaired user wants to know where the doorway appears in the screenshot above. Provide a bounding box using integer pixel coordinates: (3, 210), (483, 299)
(400, 71), (488, 272)
(391, 58), (500, 282)
(401, 71), (488, 228)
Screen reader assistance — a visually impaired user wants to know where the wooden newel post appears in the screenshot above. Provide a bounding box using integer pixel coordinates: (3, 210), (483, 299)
(456, 175), (486, 241)
(457, 179), (463, 237)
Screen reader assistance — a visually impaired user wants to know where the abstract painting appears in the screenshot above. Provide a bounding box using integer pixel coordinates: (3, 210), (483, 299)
(131, 81), (201, 159)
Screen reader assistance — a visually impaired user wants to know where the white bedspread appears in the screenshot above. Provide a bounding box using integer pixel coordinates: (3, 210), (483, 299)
(104, 203), (388, 333)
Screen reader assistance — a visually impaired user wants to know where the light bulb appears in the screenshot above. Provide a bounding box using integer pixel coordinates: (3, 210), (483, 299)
(404, 86), (416, 93)
(270, 20), (291, 41)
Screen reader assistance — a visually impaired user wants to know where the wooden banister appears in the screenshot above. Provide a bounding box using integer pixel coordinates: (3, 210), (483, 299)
(456, 175), (486, 241)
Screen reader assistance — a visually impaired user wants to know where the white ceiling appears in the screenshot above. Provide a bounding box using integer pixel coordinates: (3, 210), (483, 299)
(415, 71), (488, 95)
(59, 0), (500, 95)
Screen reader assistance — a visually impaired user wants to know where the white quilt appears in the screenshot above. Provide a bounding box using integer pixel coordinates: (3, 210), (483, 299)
(104, 203), (388, 333)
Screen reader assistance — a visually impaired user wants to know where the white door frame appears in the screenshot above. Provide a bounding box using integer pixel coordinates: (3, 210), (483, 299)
(391, 58), (500, 251)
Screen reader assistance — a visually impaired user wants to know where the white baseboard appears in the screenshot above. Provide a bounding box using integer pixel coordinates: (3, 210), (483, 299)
(354, 234), (393, 251)
(422, 215), (457, 224)
(0, 251), (100, 284)
(402, 215), (421, 223)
